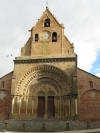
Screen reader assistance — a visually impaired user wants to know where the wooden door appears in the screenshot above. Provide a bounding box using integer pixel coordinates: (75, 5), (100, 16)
(38, 96), (45, 118)
(47, 96), (55, 118)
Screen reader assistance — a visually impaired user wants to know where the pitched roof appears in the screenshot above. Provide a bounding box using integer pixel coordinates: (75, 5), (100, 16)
(0, 71), (13, 79)
(77, 68), (100, 79)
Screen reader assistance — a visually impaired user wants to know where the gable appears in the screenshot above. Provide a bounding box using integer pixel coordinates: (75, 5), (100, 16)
(20, 7), (76, 57)
(34, 7), (62, 30)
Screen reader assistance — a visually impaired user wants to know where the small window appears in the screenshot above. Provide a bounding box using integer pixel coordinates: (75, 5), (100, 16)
(52, 32), (57, 42)
(44, 18), (50, 27)
(35, 34), (38, 42)
(2, 81), (5, 88)
(89, 81), (93, 88)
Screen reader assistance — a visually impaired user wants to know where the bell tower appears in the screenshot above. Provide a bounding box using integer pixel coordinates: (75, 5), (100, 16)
(21, 7), (74, 57)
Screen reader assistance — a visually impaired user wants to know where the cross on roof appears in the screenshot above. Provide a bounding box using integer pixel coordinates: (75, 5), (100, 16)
(45, 0), (49, 8)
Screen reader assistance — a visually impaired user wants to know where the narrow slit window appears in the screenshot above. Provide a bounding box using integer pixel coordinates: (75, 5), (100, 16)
(89, 81), (93, 88)
(35, 34), (38, 42)
(52, 32), (57, 42)
(2, 81), (5, 88)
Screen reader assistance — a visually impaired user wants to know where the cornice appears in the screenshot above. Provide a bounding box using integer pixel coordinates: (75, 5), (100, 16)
(14, 57), (76, 64)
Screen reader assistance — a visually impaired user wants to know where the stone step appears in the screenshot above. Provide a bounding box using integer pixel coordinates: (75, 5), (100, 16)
(0, 120), (100, 132)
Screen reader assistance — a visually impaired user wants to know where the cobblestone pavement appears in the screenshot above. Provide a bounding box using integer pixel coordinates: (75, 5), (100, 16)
(0, 128), (100, 133)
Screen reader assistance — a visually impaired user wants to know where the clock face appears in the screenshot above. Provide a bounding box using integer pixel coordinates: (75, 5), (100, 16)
(43, 31), (50, 40)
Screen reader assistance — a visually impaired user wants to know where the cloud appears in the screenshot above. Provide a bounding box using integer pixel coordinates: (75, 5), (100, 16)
(95, 68), (100, 72)
(74, 41), (98, 71)
(64, 0), (100, 73)
(0, 55), (14, 77)
(0, 0), (100, 77)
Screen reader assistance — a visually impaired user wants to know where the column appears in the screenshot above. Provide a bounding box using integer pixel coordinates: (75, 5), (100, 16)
(57, 96), (60, 119)
(44, 96), (47, 119)
(63, 96), (66, 119)
(75, 98), (78, 116)
(60, 96), (64, 119)
(62, 96), (64, 119)
(18, 96), (22, 118)
(32, 97), (34, 115)
(11, 97), (15, 114)
(59, 96), (62, 119)
(54, 96), (60, 119)
(68, 95), (71, 120)
(71, 96), (76, 119)
(66, 96), (69, 120)
(64, 96), (67, 120)
(26, 97), (28, 115)
(54, 96), (57, 119)
(21, 98), (25, 118)
(34, 96), (38, 118)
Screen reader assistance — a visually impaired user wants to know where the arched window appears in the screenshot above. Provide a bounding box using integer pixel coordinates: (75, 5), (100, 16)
(44, 18), (50, 27)
(35, 34), (38, 42)
(52, 32), (57, 42)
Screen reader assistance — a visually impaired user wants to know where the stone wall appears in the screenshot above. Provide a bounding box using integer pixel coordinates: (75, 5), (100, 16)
(77, 68), (100, 120)
(0, 68), (100, 121)
(0, 72), (13, 91)
(0, 72), (13, 120)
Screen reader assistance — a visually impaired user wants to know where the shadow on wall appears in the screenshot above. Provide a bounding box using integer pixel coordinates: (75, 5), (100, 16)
(79, 89), (100, 121)
(0, 89), (11, 120)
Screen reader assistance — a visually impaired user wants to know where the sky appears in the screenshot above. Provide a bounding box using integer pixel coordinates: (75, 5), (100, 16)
(0, 0), (100, 77)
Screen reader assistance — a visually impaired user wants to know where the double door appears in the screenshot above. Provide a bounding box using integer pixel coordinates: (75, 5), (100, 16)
(38, 96), (55, 118)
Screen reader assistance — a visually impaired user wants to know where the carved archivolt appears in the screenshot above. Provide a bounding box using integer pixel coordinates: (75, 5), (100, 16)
(15, 64), (67, 96)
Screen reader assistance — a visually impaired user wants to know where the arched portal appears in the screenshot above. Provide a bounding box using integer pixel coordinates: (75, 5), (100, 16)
(11, 65), (74, 120)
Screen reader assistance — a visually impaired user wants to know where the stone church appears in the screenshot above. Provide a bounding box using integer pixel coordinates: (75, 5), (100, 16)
(0, 7), (100, 123)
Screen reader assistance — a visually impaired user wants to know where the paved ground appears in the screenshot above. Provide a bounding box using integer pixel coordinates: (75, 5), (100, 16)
(0, 128), (100, 133)
(1, 120), (100, 132)
(62, 128), (100, 133)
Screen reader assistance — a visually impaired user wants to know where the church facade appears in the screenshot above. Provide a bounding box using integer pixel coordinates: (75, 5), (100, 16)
(0, 7), (100, 121)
